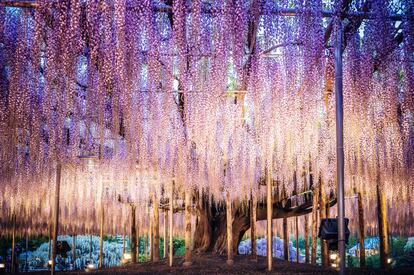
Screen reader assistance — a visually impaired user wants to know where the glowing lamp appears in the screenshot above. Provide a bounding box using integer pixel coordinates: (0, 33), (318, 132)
(0, 263), (5, 268)
(331, 263), (338, 268)
(121, 253), (132, 264)
(329, 253), (338, 260)
(387, 258), (392, 264)
(48, 260), (52, 266)
(86, 263), (96, 269)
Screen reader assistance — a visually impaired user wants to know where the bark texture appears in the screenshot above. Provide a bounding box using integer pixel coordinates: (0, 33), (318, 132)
(193, 195), (250, 255)
(192, 189), (336, 257)
(130, 205), (137, 263)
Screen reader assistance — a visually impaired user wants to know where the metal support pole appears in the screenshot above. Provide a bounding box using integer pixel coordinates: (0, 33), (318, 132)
(334, 17), (346, 275)
(51, 163), (62, 275)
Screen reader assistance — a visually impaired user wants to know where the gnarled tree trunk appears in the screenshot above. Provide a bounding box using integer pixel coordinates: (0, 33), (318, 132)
(193, 190), (336, 257)
(193, 195), (250, 255)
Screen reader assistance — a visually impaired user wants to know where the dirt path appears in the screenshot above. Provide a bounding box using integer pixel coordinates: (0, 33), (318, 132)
(29, 255), (414, 275)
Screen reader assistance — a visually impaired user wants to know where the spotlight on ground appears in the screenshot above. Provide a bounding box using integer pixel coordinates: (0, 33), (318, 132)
(121, 253), (132, 264)
(85, 263), (97, 272)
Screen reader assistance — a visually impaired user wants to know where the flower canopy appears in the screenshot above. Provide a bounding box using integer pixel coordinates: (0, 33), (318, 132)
(0, 0), (413, 235)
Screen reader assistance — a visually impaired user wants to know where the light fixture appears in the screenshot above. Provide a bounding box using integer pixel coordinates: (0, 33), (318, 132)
(387, 258), (392, 264)
(121, 252), (132, 264)
(48, 260), (52, 266)
(86, 263), (96, 269)
(0, 263), (5, 268)
(330, 253), (338, 260)
(331, 263), (338, 268)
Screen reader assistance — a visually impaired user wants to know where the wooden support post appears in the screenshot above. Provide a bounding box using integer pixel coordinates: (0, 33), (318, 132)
(122, 233), (126, 255)
(11, 214), (16, 273)
(89, 234), (92, 261)
(183, 191), (192, 267)
(226, 191), (234, 265)
(149, 209), (153, 262)
(163, 211), (167, 259)
(169, 181), (174, 267)
(152, 194), (160, 262)
(266, 165), (273, 271)
(51, 163), (62, 275)
(320, 178), (329, 267)
(144, 229), (148, 261)
(131, 205), (137, 263)
(137, 220), (140, 262)
(311, 182), (320, 265)
(250, 192), (257, 261)
(357, 191), (365, 267)
(377, 180), (389, 268)
(304, 215), (310, 263)
(296, 216), (299, 263)
(72, 235), (76, 269)
(283, 217), (289, 261)
(25, 233), (29, 272)
(47, 224), (52, 262)
(99, 204), (104, 268)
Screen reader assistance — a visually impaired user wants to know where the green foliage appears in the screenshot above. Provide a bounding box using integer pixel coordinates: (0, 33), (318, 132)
(136, 236), (185, 262)
(391, 236), (408, 258)
(346, 235), (359, 250)
(347, 255), (359, 268)
(290, 236), (320, 251)
(173, 238), (185, 256)
(366, 254), (380, 268)
(0, 235), (49, 253)
(103, 235), (118, 242)
(395, 252), (414, 268)
(291, 236), (305, 250)
(138, 254), (147, 262)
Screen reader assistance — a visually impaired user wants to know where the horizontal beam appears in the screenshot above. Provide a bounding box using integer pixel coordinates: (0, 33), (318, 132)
(0, 1), (409, 21)
(0, 1), (37, 8)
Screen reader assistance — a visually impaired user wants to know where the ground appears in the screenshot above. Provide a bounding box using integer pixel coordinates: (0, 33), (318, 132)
(28, 255), (414, 275)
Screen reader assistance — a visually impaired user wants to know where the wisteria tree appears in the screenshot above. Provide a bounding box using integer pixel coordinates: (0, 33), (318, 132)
(0, 0), (413, 260)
